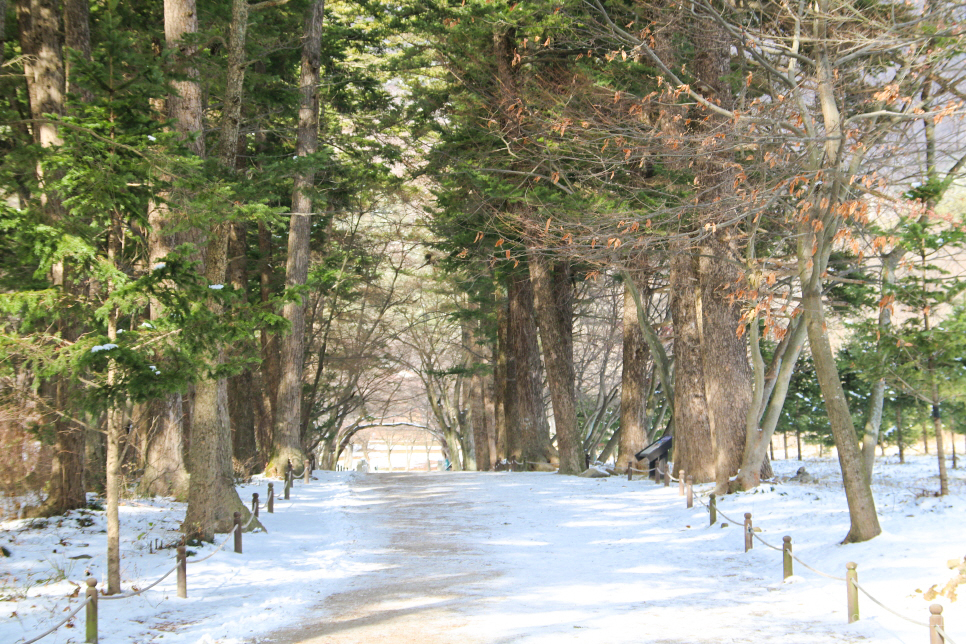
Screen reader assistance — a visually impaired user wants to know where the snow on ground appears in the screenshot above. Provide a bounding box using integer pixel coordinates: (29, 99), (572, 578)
(1, 455), (964, 644)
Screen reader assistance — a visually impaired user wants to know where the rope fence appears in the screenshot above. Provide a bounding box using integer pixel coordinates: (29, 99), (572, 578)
(661, 470), (958, 643)
(14, 464), (307, 644)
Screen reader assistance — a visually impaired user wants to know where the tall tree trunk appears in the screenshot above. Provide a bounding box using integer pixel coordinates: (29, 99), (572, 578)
(507, 272), (551, 464)
(463, 312), (490, 471)
(227, 221), (258, 468)
(670, 248), (713, 482)
(529, 255), (581, 474)
(63, 0), (91, 101)
(861, 251), (899, 484)
(896, 405), (904, 464)
(104, 214), (122, 594)
(184, 0), (257, 539)
(698, 243), (753, 493)
(140, 0), (205, 499)
(19, 0), (88, 516)
(494, 303), (509, 462)
(271, 0), (324, 475)
(617, 281), (650, 472)
(796, 9), (880, 543)
(258, 221), (280, 458)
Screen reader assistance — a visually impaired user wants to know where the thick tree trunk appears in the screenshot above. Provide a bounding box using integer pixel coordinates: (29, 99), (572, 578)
(698, 243), (753, 493)
(463, 312), (490, 471)
(617, 281), (650, 471)
(271, 0), (324, 475)
(184, 0), (256, 538)
(670, 248), (713, 482)
(529, 255), (581, 474)
(184, 225), (254, 539)
(507, 272), (551, 464)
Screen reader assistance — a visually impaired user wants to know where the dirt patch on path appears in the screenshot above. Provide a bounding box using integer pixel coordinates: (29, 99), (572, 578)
(265, 473), (501, 644)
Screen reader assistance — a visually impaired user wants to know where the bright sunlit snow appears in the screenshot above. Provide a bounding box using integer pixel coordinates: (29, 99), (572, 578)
(1, 456), (963, 644)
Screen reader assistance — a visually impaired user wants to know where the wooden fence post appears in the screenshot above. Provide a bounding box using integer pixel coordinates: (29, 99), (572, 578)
(233, 512), (243, 554)
(267, 483), (274, 513)
(627, 461), (633, 481)
(663, 459), (670, 487)
(709, 493), (716, 525)
(284, 471), (291, 500)
(846, 562), (859, 623)
(85, 577), (98, 643)
(177, 545), (187, 598)
(744, 513), (753, 552)
(686, 476), (693, 508)
(679, 470), (685, 496)
(783, 536), (793, 579)
(929, 604), (944, 644)
(304, 459), (311, 484)
(252, 493), (259, 518)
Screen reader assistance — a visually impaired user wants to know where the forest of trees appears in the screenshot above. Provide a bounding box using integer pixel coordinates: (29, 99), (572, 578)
(3, 0), (966, 589)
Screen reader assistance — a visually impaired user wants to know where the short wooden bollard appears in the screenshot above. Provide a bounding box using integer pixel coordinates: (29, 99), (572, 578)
(267, 483), (274, 513)
(783, 536), (793, 579)
(233, 512), (243, 554)
(709, 493), (716, 525)
(85, 577), (98, 643)
(679, 470), (685, 496)
(177, 545), (187, 598)
(304, 459), (311, 484)
(929, 604), (944, 644)
(744, 513), (753, 552)
(627, 461), (633, 481)
(846, 562), (859, 623)
(284, 473), (291, 500)
(663, 460), (670, 487)
(686, 475), (693, 508)
(252, 492), (259, 518)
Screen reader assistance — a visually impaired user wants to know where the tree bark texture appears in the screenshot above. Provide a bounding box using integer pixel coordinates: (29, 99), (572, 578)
(227, 221), (258, 468)
(184, 225), (253, 539)
(258, 221), (280, 457)
(271, 0), (324, 474)
(617, 281), (650, 471)
(670, 249), (713, 482)
(494, 303), (509, 462)
(164, 0), (204, 157)
(63, 0), (91, 100)
(497, 297), (518, 462)
(802, 285), (881, 542)
(529, 255), (581, 474)
(506, 272), (551, 464)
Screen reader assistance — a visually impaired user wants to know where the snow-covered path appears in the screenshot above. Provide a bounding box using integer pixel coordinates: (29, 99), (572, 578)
(269, 468), (961, 644)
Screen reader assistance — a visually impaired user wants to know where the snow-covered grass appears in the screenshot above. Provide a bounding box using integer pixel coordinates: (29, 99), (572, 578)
(1, 456), (963, 644)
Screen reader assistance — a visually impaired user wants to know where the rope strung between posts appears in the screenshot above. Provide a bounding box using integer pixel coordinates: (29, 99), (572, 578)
(186, 510), (257, 565)
(15, 595), (93, 644)
(691, 485), (954, 634)
(14, 502), (261, 642)
(99, 563), (180, 601)
(692, 489), (848, 581)
(653, 463), (681, 482)
(937, 625), (959, 644)
(850, 578), (929, 627)
(291, 464), (306, 478)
